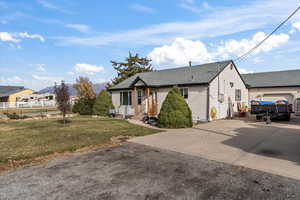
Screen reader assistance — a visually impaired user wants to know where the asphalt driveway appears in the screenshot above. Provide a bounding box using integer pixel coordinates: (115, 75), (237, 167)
(130, 117), (300, 180)
(0, 143), (300, 200)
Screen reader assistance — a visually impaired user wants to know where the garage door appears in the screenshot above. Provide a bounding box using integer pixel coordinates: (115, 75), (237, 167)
(262, 94), (293, 103)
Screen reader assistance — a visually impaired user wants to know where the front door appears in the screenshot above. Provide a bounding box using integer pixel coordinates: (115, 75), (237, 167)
(148, 89), (158, 116)
(296, 98), (300, 116)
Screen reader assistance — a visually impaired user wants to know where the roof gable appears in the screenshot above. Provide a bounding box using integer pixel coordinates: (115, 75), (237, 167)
(110, 60), (232, 90)
(0, 86), (25, 97)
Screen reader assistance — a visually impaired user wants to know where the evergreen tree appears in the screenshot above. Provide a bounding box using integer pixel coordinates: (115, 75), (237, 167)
(107, 52), (153, 89)
(157, 87), (193, 128)
(72, 98), (93, 115)
(93, 90), (114, 116)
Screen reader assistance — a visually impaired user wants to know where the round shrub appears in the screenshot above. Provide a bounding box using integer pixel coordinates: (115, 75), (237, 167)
(93, 90), (114, 116)
(72, 98), (93, 115)
(157, 87), (193, 128)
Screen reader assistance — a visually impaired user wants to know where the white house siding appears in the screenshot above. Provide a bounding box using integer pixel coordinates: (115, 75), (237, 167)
(111, 90), (135, 117)
(156, 86), (208, 122)
(209, 63), (248, 120)
(248, 87), (300, 111)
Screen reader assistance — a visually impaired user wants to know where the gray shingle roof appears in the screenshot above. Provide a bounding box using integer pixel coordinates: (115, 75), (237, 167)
(110, 60), (232, 90)
(242, 69), (300, 88)
(0, 86), (25, 97)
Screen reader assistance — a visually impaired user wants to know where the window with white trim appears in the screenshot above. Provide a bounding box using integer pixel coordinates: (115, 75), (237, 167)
(235, 89), (241, 101)
(137, 90), (142, 105)
(180, 88), (189, 99)
(120, 91), (132, 105)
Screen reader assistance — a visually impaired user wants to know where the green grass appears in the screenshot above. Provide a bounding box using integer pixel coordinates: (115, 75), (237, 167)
(0, 107), (58, 115)
(0, 116), (160, 163)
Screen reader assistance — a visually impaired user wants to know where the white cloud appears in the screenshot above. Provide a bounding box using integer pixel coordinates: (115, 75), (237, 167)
(32, 74), (62, 83)
(292, 22), (300, 30)
(130, 4), (155, 13)
(19, 32), (45, 42)
(74, 63), (104, 75)
(149, 37), (212, 66)
(216, 32), (289, 59)
(61, 0), (296, 47)
(0, 76), (23, 85)
(178, 0), (212, 13)
(66, 24), (90, 33)
(36, 64), (46, 72)
(0, 32), (19, 43)
(238, 68), (253, 74)
(36, 0), (74, 14)
(149, 32), (289, 66)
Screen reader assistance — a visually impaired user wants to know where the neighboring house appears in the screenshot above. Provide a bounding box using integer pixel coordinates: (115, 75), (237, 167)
(109, 60), (248, 122)
(0, 86), (34, 103)
(17, 93), (56, 107)
(242, 70), (300, 115)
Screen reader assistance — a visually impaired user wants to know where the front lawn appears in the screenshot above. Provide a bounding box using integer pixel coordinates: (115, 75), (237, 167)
(0, 116), (160, 164)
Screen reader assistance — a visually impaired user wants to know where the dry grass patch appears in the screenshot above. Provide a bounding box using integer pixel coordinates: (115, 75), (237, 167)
(0, 116), (160, 171)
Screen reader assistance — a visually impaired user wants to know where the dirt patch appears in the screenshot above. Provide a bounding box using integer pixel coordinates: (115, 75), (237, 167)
(0, 144), (299, 200)
(0, 142), (124, 175)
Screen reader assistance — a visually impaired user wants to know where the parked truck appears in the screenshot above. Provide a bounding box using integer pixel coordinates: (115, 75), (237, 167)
(251, 100), (293, 121)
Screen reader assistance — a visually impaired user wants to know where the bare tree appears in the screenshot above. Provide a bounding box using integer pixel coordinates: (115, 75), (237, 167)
(54, 81), (71, 124)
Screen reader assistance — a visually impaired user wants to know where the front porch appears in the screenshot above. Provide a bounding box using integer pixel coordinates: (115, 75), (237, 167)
(131, 87), (158, 119)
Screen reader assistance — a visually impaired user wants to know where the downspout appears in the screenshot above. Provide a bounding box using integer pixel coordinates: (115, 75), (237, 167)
(207, 85), (210, 122)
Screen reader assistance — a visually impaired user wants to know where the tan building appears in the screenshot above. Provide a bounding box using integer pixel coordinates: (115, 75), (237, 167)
(0, 86), (34, 108)
(109, 60), (248, 122)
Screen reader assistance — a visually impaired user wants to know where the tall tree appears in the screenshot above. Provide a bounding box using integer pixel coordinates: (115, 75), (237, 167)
(73, 77), (96, 101)
(107, 52), (153, 89)
(54, 81), (71, 124)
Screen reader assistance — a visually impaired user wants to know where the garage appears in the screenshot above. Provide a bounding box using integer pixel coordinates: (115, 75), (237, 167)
(262, 93), (294, 102)
(242, 69), (300, 115)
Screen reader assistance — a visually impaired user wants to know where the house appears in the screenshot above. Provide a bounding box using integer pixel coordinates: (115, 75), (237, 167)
(0, 86), (34, 108)
(242, 70), (300, 115)
(109, 60), (248, 122)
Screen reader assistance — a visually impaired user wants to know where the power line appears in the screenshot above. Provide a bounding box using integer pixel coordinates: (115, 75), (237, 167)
(234, 5), (300, 63)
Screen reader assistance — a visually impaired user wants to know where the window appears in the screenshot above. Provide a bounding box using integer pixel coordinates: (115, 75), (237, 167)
(137, 90), (142, 105)
(235, 89), (241, 101)
(180, 88), (188, 99)
(230, 82), (234, 88)
(120, 91), (132, 105)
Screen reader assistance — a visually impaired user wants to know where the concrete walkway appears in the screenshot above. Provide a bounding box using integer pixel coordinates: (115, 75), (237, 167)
(130, 119), (300, 180)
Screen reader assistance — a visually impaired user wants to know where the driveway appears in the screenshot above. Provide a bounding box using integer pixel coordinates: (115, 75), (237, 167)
(1, 144), (300, 200)
(130, 117), (300, 180)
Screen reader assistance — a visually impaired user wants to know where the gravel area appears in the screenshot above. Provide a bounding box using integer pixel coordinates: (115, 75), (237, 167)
(0, 143), (299, 200)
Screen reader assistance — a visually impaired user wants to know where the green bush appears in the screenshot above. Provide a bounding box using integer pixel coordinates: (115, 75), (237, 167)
(93, 90), (114, 116)
(157, 87), (193, 128)
(72, 98), (93, 115)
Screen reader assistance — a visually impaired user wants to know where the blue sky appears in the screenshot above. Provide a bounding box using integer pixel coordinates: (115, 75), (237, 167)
(1, 0), (300, 90)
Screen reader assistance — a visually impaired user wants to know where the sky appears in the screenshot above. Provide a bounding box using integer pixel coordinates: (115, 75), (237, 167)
(1, 0), (300, 90)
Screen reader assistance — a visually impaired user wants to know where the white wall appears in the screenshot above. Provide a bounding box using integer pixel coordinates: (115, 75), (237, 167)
(209, 63), (248, 120)
(111, 85), (208, 121)
(156, 86), (208, 121)
(111, 90), (134, 116)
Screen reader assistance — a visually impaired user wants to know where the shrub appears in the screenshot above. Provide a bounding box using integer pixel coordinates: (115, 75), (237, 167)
(72, 98), (93, 115)
(157, 87), (193, 128)
(93, 90), (114, 116)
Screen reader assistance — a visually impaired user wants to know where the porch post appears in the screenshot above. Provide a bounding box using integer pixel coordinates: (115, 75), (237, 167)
(146, 88), (150, 115)
(132, 87), (138, 115)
